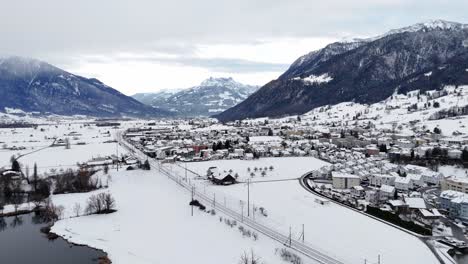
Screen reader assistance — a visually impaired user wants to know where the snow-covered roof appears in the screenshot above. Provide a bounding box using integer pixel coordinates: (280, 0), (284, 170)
(404, 197), (427, 209)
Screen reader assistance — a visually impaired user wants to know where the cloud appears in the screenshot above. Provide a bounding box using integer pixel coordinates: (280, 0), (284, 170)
(74, 53), (289, 73)
(1, 0), (468, 94)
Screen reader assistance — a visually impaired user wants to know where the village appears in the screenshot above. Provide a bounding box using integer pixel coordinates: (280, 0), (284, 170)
(112, 87), (468, 257)
(0, 87), (466, 263)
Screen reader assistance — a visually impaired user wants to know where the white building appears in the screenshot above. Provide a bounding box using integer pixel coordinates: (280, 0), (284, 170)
(380, 185), (396, 201)
(395, 177), (411, 191)
(331, 171), (361, 189)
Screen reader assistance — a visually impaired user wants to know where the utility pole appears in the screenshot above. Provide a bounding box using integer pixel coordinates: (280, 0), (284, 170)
(240, 201), (244, 222)
(301, 224), (305, 242)
(247, 179), (250, 217)
(185, 162), (187, 182)
(252, 203), (255, 221)
(288, 226), (292, 247)
(378, 254), (381, 264)
(116, 140), (119, 171)
(191, 186), (194, 216)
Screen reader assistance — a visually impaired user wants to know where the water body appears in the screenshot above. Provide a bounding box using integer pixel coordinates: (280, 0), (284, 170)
(0, 213), (106, 264)
(453, 253), (468, 264)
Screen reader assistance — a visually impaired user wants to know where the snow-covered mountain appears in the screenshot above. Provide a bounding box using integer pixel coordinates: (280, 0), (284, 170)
(0, 56), (171, 118)
(216, 19), (468, 122)
(132, 77), (258, 117)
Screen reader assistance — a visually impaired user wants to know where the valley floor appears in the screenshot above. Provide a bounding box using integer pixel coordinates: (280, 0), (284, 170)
(49, 155), (441, 264)
(51, 169), (301, 264)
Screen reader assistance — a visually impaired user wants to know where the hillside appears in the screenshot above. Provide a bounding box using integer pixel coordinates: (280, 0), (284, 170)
(216, 20), (468, 122)
(0, 56), (171, 118)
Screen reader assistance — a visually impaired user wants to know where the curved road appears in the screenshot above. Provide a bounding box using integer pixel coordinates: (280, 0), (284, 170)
(299, 173), (450, 264)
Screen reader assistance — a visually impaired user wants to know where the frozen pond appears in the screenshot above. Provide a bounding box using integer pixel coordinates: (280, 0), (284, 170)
(0, 213), (106, 264)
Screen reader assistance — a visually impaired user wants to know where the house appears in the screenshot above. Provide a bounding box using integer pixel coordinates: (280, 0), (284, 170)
(441, 177), (468, 194)
(234, 149), (245, 156)
(244, 153), (254, 160)
(407, 174), (424, 188)
(365, 145), (380, 156)
(86, 157), (113, 167)
(439, 190), (468, 221)
(395, 177), (411, 192)
(52, 138), (67, 147)
(379, 185), (396, 201)
(388, 200), (409, 214)
(404, 197), (427, 210)
(351, 185), (365, 198)
(365, 190), (380, 205)
(448, 149), (462, 159)
(331, 171), (361, 189)
(210, 172), (237, 185)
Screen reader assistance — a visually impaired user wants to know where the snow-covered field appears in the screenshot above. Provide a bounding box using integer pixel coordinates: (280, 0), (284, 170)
(0, 119), (444, 264)
(51, 169), (301, 264)
(0, 123), (127, 175)
(170, 157), (439, 264)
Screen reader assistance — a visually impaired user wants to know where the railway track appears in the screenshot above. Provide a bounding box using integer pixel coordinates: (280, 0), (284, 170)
(118, 133), (346, 264)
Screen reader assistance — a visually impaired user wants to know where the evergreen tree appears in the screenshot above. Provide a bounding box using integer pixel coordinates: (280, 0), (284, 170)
(33, 163), (38, 191)
(462, 148), (468, 162)
(379, 144), (387, 153)
(143, 160), (151, 170)
(11, 159), (20, 172)
(267, 128), (273, 136)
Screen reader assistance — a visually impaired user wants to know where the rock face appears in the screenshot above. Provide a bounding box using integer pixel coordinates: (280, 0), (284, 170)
(0, 56), (171, 117)
(216, 20), (468, 122)
(132, 77), (258, 117)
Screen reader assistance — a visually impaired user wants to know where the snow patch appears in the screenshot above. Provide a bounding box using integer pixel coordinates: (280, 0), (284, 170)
(4, 107), (26, 114)
(293, 73), (333, 85)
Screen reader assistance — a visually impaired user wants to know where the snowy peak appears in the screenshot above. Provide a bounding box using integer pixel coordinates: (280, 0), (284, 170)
(200, 77), (236, 87)
(132, 77), (259, 117)
(386, 19), (467, 35)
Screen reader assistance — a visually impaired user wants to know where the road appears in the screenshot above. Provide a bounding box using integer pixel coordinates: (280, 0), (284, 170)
(299, 173), (451, 264)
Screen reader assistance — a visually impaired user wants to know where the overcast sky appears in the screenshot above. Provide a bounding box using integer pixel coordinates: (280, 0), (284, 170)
(1, 0), (468, 95)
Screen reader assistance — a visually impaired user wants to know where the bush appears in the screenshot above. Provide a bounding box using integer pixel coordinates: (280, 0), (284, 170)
(276, 248), (303, 264)
(86, 193), (116, 215)
(42, 199), (65, 222)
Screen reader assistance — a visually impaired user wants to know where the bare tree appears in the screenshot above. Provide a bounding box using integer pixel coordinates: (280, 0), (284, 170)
(239, 250), (262, 264)
(86, 192), (116, 214)
(43, 198), (64, 222)
(25, 165), (30, 184)
(102, 193), (116, 212)
(73, 203), (82, 217)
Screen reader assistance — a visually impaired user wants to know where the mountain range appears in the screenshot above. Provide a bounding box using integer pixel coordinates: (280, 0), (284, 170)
(0, 56), (170, 118)
(216, 20), (468, 122)
(132, 77), (258, 117)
